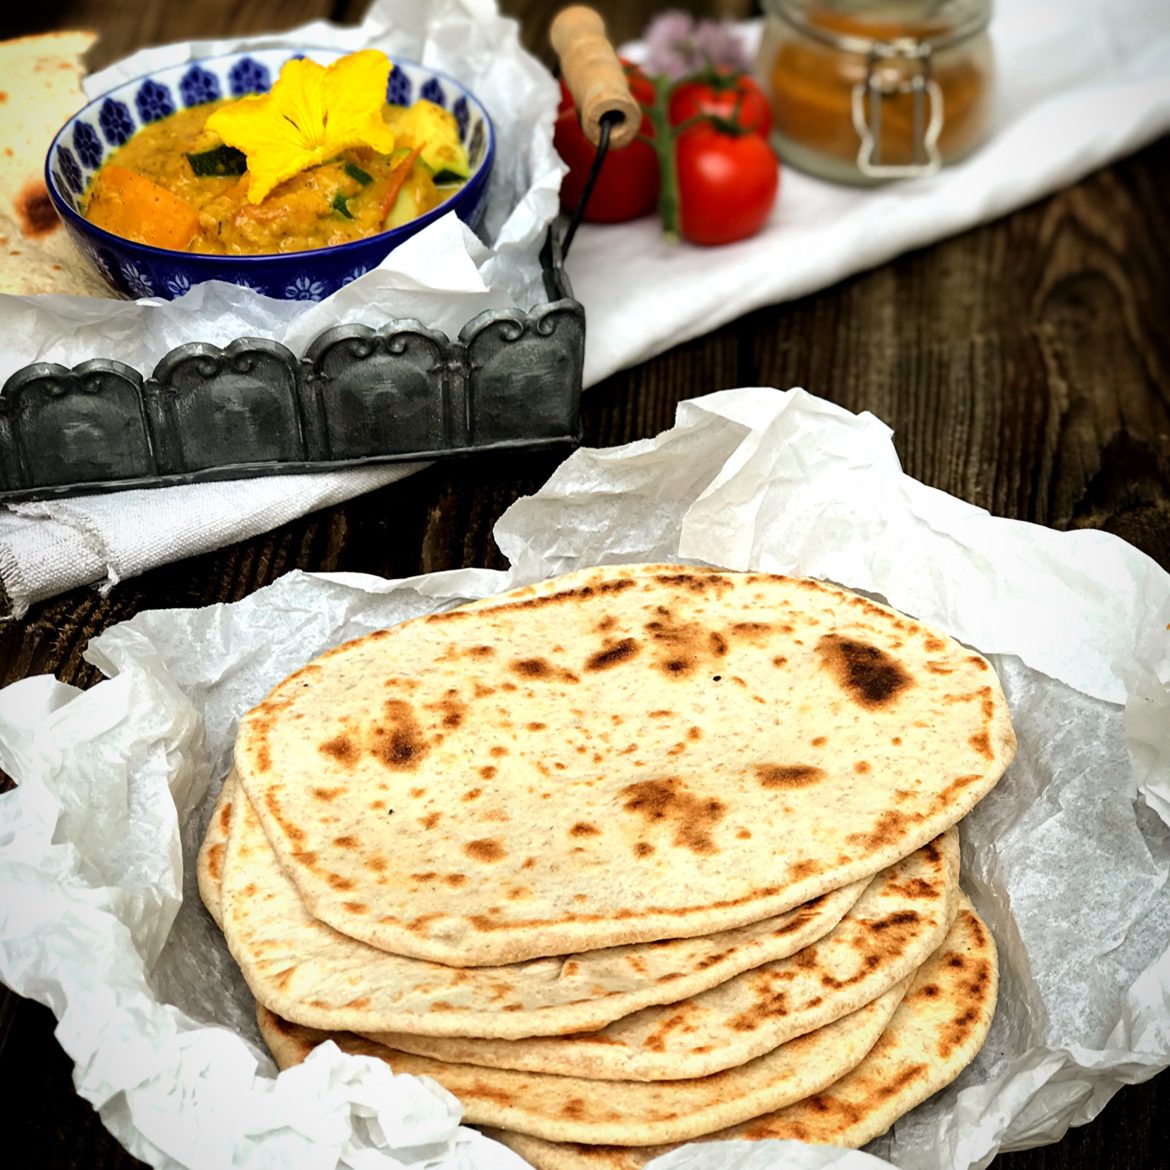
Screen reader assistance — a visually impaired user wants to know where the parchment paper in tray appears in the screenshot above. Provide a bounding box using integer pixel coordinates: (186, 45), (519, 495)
(1, 387), (1168, 1170)
(0, 0), (564, 388)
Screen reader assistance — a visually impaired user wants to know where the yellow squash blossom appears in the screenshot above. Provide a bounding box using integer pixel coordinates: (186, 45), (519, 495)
(206, 49), (398, 204)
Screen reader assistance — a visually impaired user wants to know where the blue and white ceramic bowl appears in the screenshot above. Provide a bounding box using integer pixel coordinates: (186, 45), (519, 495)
(45, 49), (495, 301)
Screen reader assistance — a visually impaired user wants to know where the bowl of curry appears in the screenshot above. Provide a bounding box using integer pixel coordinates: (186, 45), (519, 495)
(44, 47), (495, 301)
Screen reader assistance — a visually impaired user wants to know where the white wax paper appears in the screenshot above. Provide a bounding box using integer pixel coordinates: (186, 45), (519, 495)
(1, 386), (1169, 1170)
(0, 0), (564, 389)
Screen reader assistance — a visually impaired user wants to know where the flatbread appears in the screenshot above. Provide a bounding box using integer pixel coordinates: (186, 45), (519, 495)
(233, 564), (1015, 965)
(0, 32), (94, 227)
(485, 894), (998, 1167)
(220, 780), (867, 1039)
(196, 772), (236, 929)
(361, 830), (958, 1079)
(0, 208), (112, 295)
(0, 31), (112, 296)
(257, 976), (909, 1146)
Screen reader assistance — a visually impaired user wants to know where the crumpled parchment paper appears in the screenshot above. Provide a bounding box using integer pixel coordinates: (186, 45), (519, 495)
(1, 386), (1168, 1170)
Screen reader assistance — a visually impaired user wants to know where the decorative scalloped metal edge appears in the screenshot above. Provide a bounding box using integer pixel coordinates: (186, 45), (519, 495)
(0, 231), (583, 501)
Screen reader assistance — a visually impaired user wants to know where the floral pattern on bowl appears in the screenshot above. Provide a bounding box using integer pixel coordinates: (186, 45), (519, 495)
(45, 48), (495, 302)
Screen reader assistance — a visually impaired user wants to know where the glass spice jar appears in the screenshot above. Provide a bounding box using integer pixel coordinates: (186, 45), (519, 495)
(757, 0), (994, 183)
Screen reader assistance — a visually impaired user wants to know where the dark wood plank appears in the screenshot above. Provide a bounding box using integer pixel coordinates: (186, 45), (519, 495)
(5, 0), (755, 73)
(745, 142), (1170, 567)
(16, 0), (347, 70)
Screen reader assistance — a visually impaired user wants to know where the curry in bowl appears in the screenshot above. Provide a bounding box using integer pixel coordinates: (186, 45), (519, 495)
(81, 49), (472, 256)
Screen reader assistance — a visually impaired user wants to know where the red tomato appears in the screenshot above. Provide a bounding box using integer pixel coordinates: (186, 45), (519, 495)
(554, 65), (660, 223)
(675, 122), (779, 246)
(669, 71), (772, 140)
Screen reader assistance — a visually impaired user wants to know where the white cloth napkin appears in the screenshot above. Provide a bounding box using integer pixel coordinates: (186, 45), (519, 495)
(3, 0), (1169, 619)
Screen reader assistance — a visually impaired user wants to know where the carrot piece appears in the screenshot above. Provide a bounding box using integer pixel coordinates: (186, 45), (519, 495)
(379, 146), (424, 220)
(86, 165), (200, 250)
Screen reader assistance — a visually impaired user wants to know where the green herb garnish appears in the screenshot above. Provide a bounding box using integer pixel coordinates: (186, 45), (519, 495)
(331, 192), (354, 219)
(344, 161), (373, 186)
(185, 145), (247, 177)
(430, 168), (466, 186)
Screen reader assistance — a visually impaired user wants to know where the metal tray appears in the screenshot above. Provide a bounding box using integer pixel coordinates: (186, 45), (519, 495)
(0, 227), (583, 502)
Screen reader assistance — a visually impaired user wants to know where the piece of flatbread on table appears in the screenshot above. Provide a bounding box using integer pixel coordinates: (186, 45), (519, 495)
(216, 781), (867, 1038)
(258, 974), (910, 1147)
(485, 894), (998, 1167)
(232, 563), (1015, 965)
(0, 31), (94, 229)
(0, 31), (113, 296)
(0, 208), (111, 295)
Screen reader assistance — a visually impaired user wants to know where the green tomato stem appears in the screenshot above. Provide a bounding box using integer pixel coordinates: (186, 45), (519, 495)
(646, 74), (682, 242)
(642, 71), (753, 241)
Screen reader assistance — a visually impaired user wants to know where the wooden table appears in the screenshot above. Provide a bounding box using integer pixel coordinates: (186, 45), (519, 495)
(2, 2), (1167, 1167)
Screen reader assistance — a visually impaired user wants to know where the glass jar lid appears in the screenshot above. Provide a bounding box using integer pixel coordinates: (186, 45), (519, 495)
(767, 0), (992, 55)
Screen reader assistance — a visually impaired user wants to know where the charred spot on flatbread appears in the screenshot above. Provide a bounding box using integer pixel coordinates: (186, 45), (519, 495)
(620, 778), (725, 856)
(816, 634), (913, 707)
(585, 638), (640, 670)
(755, 764), (826, 789)
(15, 180), (56, 236)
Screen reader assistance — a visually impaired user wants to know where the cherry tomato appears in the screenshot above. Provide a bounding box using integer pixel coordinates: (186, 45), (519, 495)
(675, 122), (779, 246)
(669, 71), (772, 140)
(554, 64), (660, 223)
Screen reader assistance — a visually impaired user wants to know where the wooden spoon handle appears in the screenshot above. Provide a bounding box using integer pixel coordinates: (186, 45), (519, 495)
(550, 5), (641, 149)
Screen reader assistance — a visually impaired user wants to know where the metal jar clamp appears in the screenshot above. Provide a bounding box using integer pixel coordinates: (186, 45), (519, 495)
(852, 37), (944, 177)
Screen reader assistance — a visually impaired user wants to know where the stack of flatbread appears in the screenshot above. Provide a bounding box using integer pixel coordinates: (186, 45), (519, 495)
(199, 564), (1015, 1166)
(0, 30), (112, 296)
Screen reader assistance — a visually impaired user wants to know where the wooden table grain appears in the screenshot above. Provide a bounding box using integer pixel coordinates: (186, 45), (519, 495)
(1, 2), (1167, 1168)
